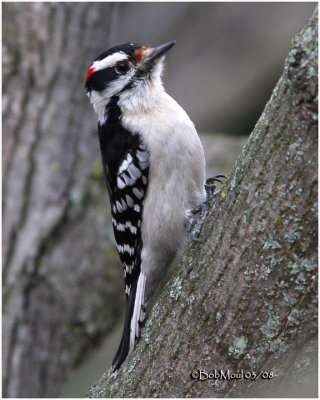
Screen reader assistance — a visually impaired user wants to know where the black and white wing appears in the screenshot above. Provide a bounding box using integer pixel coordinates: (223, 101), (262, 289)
(111, 144), (149, 291)
(100, 135), (150, 370)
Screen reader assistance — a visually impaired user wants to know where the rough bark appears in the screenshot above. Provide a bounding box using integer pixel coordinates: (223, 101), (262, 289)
(2, 3), (124, 398)
(88, 9), (318, 398)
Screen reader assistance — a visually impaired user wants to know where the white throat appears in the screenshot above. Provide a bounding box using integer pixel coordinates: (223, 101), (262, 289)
(118, 60), (166, 114)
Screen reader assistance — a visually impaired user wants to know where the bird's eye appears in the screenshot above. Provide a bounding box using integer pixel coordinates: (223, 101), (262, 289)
(115, 61), (131, 74)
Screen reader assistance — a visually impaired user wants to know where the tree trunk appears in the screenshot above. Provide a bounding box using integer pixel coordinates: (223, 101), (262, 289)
(88, 8), (318, 398)
(2, 3), (124, 397)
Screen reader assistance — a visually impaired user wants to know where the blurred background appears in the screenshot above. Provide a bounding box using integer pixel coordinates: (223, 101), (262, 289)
(2, 2), (315, 398)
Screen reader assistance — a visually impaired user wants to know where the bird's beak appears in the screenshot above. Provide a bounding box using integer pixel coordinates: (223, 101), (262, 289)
(147, 40), (176, 63)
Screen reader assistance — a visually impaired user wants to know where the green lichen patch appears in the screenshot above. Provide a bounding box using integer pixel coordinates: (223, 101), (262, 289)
(169, 276), (183, 301)
(266, 255), (284, 269)
(260, 314), (281, 339)
(228, 336), (248, 359)
(282, 292), (297, 305)
(287, 309), (303, 326)
(263, 240), (282, 250)
(268, 336), (289, 357)
(284, 224), (303, 243)
(289, 257), (317, 275)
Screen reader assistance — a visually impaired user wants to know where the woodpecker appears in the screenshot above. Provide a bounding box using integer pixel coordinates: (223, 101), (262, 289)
(85, 41), (207, 371)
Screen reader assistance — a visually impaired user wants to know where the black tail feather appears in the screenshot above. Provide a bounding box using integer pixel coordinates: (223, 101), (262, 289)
(112, 279), (138, 371)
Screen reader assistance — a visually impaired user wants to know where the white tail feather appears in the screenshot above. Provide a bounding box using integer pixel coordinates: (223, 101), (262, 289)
(129, 273), (146, 353)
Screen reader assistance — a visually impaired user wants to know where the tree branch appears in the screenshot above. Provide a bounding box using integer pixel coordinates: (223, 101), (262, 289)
(88, 8), (317, 398)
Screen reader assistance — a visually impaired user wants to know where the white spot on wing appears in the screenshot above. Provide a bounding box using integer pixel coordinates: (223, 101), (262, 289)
(119, 154), (133, 174)
(133, 187), (144, 199)
(121, 198), (128, 211)
(117, 176), (126, 189)
(116, 243), (134, 255)
(126, 195), (134, 207)
(125, 263), (134, 274)
(118, 153), (142, 187)
(113, 217), (137, 234)
(123, 244), (134, 255)
(122, 174), (136, 186)
(116, 200), (123, 213)
(136, 151), (149, 170)
(126, 221), (137, 234)
(128, 163), (141, 180)
(136, 150), (148, 163)
(139, 162), (148, 170)
(114, 220), (126, 231)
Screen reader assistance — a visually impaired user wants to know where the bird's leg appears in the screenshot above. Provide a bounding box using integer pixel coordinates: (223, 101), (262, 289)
(187, 175), (227, 242)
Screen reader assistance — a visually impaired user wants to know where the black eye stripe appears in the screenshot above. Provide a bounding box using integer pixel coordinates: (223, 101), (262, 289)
(85, 67), (118, 91)
(85, 59), (133, 92)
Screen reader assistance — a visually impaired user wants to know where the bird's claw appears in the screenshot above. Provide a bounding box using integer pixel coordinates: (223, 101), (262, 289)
(190, 230), (203, 242)
(187, 201), (209, 242)
(188, 174), (227, 241)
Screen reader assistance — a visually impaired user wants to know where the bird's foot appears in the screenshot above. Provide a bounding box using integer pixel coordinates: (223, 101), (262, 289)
(187, 174), (227, 242)
(186, 200), (210, 242)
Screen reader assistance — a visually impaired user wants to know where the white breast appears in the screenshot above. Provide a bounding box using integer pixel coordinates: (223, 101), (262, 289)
(121, 91), (206, 255)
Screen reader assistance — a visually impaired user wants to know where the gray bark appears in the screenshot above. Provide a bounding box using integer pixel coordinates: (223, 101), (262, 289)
(2, 3), (123, 397)
(88, 9), (318, 398)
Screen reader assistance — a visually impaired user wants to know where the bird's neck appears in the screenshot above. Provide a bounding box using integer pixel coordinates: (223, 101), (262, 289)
(117, 79), (166, 115)
(93, 78), (166, 126)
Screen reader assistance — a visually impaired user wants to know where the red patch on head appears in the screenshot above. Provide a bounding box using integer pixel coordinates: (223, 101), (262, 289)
(85, 65), (95, 81)
(133, 46), (149, 63)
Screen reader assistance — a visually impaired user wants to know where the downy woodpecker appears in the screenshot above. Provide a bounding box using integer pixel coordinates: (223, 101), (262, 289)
(85, 41), (206, 370)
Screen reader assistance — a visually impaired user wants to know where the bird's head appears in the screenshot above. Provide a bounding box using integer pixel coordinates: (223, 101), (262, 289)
(85, 41), (176, 119)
